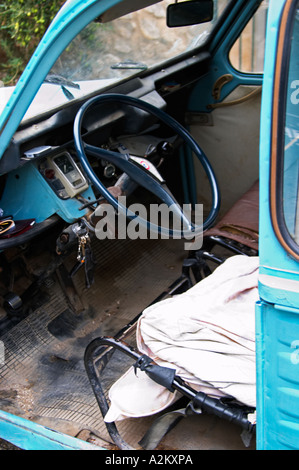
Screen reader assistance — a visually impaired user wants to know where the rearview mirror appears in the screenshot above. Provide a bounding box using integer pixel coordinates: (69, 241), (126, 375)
(167, 0), (214, 27)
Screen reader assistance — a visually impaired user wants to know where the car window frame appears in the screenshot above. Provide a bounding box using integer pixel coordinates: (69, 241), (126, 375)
(270, 0), (299, 261)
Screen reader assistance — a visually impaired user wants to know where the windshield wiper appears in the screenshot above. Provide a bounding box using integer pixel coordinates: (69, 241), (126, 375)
(44, 74), (80, 89)
(111, 60), (147, 70)
(44, 74), (80, 101)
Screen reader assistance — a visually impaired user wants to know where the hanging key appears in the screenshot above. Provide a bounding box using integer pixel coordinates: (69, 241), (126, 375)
(77, 233), (89, 263)
(69, 233), (88, 277)
(67, 221), (96, 288)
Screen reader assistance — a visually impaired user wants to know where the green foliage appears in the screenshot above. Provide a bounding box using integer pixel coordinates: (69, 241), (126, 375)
(0, 0), (65, 84)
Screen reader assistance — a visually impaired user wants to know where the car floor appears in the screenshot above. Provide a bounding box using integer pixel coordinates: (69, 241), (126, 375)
(0, 234), (255, 450)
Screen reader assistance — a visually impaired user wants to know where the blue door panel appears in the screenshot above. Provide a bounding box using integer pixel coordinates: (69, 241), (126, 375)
(256, 301), (299, 449)
(0, 410), (102, 450)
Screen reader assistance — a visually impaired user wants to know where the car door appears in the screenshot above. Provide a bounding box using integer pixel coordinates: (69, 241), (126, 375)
(256, 0), (299, 450)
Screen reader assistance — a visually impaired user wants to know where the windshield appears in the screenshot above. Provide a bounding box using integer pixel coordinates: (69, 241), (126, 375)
(51, 0), (230, 83)
(0, 0), (232, 123)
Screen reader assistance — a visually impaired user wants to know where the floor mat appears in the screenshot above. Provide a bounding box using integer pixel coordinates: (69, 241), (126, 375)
(0, 237), (186, 446)
(0, 237), (255, 449)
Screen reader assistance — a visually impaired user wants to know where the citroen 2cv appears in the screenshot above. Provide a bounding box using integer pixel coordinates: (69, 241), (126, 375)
(0, 0), (298, 451)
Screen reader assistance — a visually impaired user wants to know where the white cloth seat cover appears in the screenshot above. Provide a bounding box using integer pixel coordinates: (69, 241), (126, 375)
(105, 255), (259, 423)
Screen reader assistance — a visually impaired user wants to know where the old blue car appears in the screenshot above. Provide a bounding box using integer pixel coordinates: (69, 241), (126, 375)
(0, 0), (298, 451)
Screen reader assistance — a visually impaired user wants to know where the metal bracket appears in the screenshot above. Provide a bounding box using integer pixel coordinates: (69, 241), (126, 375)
(212, 74), (233, 100)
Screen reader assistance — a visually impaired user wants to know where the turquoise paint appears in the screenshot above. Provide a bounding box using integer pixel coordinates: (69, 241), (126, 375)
(256, 301), (299, 450)
(256, 0), (299, 450)
(258, 0), (298, 277)
(0, 410), (102, 450)
(0, 162), (95, 223)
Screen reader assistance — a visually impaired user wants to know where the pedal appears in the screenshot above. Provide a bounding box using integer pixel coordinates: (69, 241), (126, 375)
(3, 292), (23, 318)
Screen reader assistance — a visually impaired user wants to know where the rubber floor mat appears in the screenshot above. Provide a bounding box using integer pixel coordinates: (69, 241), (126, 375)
(0, 237), (186, 447)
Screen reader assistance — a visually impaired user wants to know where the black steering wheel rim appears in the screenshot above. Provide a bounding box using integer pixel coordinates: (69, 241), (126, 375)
(74, 93), (220, 239)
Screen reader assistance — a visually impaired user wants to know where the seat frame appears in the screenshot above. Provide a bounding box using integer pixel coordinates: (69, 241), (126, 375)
(84, 254), (256, 450)
(84, 183), (260, 449)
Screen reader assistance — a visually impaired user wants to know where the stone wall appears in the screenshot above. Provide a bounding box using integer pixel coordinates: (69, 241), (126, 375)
(98, 1), (207, 74)
(98, 0), (267, 75)
(54, 1), (267, 81)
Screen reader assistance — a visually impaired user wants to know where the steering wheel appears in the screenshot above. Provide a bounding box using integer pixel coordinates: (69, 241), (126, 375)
(73, 93), (220, 240)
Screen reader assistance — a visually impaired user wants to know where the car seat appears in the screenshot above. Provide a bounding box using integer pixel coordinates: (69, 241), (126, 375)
(84, 182), (259, 450)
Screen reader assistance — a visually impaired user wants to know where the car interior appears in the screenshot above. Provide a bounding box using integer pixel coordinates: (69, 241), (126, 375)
(0, 0), (267, 450)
